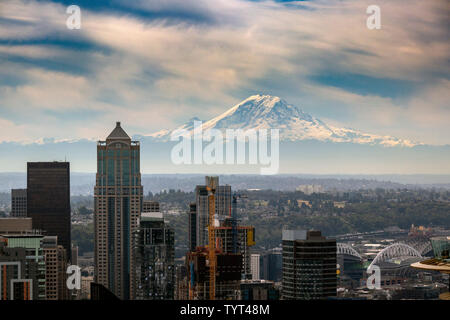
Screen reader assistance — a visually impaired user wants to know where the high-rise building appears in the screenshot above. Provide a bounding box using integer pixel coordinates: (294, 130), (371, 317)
(134, 212), (175, 300)
(11, 189), (27, 217)
(214, 220), (255, 279)
(282, 230), (337, 300)
(94, 122), (143, 300)
(186, 249), (242, 300)
(195, 178), (232, 248)
(42, 236), (69, 300)
(27, 162), (71, 260)
(251, 254), (260, 280)
(216, 184), (232, 218)
(188, 202), (197, 251)
(195, 185), (208, 248)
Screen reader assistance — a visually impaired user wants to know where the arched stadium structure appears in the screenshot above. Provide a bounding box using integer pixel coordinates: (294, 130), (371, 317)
(337, 243), (363, 260)
(369, 243), (423, 271)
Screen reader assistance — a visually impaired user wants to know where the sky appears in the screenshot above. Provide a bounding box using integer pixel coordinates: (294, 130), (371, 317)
(0, 0), (449, 145)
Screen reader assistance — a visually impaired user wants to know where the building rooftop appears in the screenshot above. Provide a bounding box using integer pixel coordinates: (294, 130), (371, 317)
(106, 122), (131, 141)
(140, 212), (163, 220)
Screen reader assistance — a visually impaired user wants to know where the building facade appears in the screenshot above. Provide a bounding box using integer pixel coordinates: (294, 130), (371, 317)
(261, 251), (282, 282)
(142, 201), (160, 213)
(251, 254), (260, 280)
(282, 230), (337, 300)
(188, 202), (197, 251)
(0, 218), (32, 234)
(214, 222), (255, 279)
(0, 234), (46, 300)
(134, 212), (175, 300)
(27, 162), (71, 260)
(94, 122), (143, 300)
(11, 189), (27, 218)
(42, 236), (69, 300)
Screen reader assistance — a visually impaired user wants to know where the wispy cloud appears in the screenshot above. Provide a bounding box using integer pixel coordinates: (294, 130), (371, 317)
(0, 0), (448, 144)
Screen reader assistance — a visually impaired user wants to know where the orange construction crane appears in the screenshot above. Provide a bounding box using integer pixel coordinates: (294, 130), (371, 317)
(206, 176), (218, 300)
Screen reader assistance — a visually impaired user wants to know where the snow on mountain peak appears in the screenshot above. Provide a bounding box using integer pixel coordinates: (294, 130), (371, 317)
(147, 95), (419, 147)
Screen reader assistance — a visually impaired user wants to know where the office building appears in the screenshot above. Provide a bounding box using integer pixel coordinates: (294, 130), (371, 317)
(134, 211), (175, 300)
(188, 202), (197, 251)
(11, 189), (27, 217)
(27, 162), (71, 260)
(94, 122), (143, 300)
(282, 230), (337, 300)
(42, 236), (69, 300)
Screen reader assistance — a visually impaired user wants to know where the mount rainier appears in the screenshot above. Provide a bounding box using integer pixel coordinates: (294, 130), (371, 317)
(146, 95), (417, 147)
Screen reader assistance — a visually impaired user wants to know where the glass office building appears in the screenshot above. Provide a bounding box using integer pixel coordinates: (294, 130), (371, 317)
(94, 122), (143, 300)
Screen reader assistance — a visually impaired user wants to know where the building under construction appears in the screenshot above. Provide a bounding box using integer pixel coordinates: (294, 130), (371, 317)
(214, 219), (255, 279)
(185, 176), (256, 300)
(186, 247), (242, 300)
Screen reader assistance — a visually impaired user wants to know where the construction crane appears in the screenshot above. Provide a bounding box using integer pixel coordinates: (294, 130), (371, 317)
(206, 176), (218, 300)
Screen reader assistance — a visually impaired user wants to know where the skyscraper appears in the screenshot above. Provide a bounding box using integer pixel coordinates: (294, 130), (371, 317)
(282, 230), (337, 300)
(27, 162), (71, 260)
(188, 202), (197, 251)
(42, 236), (69, 300)
(195, 178), (231, 247)
(94, 122), (143, 300)
(134, 212), (174, 300)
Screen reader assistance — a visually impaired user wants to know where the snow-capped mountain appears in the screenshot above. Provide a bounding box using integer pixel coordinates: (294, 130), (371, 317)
(147, 94), (418, 147)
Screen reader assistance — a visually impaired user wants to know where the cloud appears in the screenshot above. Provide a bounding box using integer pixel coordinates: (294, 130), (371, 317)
(0, 0), (448, 145)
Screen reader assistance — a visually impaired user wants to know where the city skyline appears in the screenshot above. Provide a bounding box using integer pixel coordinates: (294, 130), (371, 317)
(0, 0), (449, 306)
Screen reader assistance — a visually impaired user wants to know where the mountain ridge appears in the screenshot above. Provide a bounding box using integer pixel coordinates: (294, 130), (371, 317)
(146, 94), (419, 147)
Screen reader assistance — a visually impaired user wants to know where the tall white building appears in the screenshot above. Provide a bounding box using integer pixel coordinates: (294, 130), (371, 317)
(251, 254), (261, 280)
